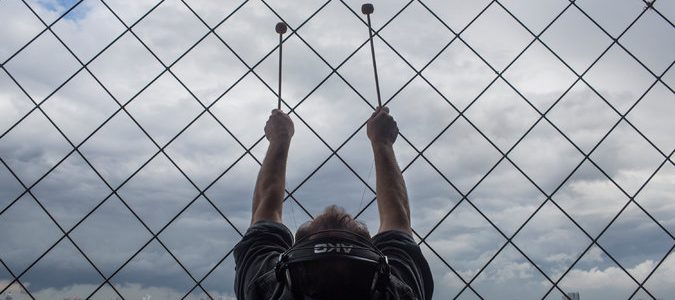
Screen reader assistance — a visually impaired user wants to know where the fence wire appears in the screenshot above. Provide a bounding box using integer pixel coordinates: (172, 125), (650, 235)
(0, 0), (673, 299)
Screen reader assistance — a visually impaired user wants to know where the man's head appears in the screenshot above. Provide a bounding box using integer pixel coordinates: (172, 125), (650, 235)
(291, 205), (375, 299)
(295, 205), (370, 241)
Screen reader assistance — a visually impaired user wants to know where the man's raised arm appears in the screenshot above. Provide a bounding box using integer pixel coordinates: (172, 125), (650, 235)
(367, 106), (412, 235)
(250, 109), (294, 225)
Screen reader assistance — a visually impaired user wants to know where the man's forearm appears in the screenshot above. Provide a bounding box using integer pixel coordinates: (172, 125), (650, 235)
(251, 140), (290, 224)
(372, 143), (411, 234)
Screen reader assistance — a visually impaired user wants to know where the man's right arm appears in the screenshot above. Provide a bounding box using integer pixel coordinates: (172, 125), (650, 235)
(368, 107), (433, 300)
(367, 106), (412, 235)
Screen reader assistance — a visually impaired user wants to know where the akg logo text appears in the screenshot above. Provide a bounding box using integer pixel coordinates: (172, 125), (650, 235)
(313, 243), (354, 254)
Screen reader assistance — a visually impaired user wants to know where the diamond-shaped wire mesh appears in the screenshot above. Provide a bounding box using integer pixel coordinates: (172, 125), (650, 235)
(0, 0), (673, 299)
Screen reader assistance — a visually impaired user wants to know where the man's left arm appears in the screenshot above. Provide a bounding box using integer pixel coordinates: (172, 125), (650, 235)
(251, 109), (294, 224)
(235, 110), (293, 298)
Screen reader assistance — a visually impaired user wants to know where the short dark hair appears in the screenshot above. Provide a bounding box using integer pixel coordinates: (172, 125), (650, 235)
(292, 205), (373, 299)
(295, 205), (370, 241)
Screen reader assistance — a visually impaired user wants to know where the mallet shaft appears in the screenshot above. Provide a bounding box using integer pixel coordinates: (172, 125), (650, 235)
(365, 9), (382, 107)
(278, 33), (283, 110)
(275, 22), (287, 110)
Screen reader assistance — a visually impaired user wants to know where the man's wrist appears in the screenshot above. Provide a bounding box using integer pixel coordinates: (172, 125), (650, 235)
(270, 139), (292, 149)
(371, 141), (393, 150)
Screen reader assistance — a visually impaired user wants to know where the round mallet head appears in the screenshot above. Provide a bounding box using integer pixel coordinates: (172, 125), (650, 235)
(361, 3), (374, 14)
(275, 22), (287, 34)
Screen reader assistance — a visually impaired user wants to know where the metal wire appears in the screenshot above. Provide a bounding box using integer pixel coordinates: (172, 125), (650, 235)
(0, 0), (673, 299)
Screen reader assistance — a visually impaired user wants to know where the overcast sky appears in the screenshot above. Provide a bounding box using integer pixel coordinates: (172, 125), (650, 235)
(0, 0), (673, 299)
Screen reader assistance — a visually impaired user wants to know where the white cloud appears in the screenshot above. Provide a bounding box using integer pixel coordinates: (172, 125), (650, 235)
(29, 282), (236, 300)
(558, 258), (675, 299)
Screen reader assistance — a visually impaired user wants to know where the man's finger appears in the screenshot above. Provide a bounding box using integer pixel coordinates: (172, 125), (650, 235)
(382, 106), (389, 114)
(283, 113), (293, 122)
(370, 108), (380, 119)
(375, 108), (390, 119)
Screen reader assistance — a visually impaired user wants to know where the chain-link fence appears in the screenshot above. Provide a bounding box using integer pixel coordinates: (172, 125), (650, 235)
(0, 0), (673, 299)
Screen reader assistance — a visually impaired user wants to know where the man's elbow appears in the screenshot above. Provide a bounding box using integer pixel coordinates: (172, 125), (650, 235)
(251, 203), (283, 224)
(379, 216), (412, 235)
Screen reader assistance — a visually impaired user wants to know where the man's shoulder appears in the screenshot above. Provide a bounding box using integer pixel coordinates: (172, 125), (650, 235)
(234, 220), (293, 260)
(234, 221), (293, 299)
(373, 230), (434, 300)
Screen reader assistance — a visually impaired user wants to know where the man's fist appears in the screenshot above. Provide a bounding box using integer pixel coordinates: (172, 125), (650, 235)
(265, 109), (294, 144)
(367, 106), (398, 146)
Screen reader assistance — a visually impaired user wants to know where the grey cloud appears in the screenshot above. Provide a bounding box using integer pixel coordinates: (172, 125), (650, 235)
(461, 3), (534, 72)
(67, 195), (153, 278)
(0, 194), (63, 274)
(0, 72), (36, 136)
(626, 82), (675, 154)
(1, 0), (674, 299)
(124, 72), (206, 147)
(31, 152), (112, 231)
(116, 153), (201, 232)
(4, 31), (81, 101)
(133, 0), (209, 66)
(171, 34), (251, 108)
(0, 110), (72, 187)
(77, 112), (157, 188)
(88, 32), (165, 103)
(379, 1), (456, 70)
(49, 0), (127, 63)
